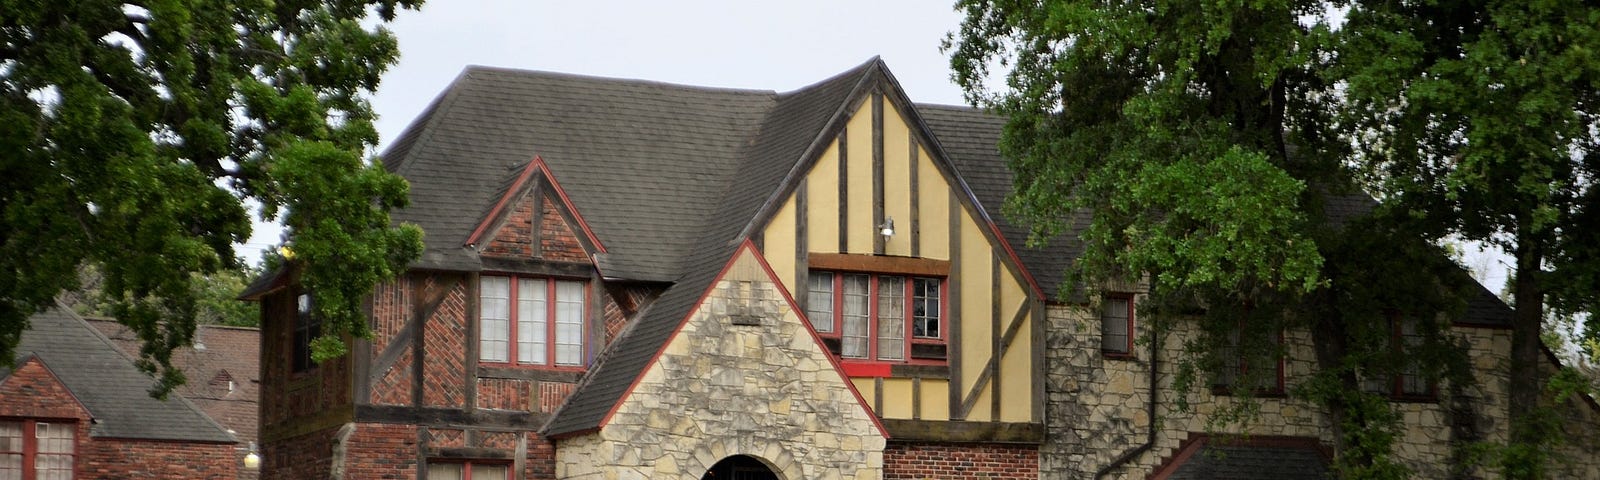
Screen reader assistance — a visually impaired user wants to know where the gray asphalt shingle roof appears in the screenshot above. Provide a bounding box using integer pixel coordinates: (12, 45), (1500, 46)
(542, 59), (877, 437)
(8, 307), (236, 443)
(384, 66), (776, 279)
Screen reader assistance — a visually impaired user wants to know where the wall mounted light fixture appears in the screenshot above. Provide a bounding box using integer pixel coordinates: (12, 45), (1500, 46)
(244, 442), (261, 470)
(879, 217), (895, 237)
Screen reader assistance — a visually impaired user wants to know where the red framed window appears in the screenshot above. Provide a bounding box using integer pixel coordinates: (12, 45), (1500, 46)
(1366, 315), (1436, 399)
(1100, 293), (1134, 357)
(805, 271), (944, 363)
(1216, 324), (1285, 395)
(0, 419), (76, 479)
(427, 460), (509, 480)
(479, 275), (586, 368)
(292, 293), (321, 373)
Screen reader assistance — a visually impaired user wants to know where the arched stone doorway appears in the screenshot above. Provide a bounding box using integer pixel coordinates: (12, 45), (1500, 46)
(700, 454), (780, 480)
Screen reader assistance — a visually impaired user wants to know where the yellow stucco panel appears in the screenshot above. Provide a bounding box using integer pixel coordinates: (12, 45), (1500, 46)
(881, 378), (915, 419)
(845, 100), (874, 254)
(764, 195), (798, 295)
(852, 377), (876, 408)
(919, 379), (951, 422)
(807, 141), (840, 253)
(916, 150), (950, 261)
(750, 90), (1039, 428)
(881, 100), (913, 258)
(958, 209), (994, 410)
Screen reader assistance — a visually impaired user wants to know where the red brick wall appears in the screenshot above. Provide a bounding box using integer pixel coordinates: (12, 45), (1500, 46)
(884, 442), (1039, 479)
(423, 281), (468, 408)
(261, 424), (341, 480)
(268, 423), (557, 480)
(484, 193), (590, 262)
(81, 439), (238, 479)
(260, 288), (352, 432)
(0, 357), (88, 420)
(537, 196), (589, 262)
(525, 433), (557, 479)
(343, 423), (420, 479)
(484, 194), (537, 258)
(369, 276), (424, 407)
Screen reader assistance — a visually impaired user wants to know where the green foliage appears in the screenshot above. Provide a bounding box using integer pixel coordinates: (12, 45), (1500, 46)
(948, 0), (1337, 303)
(0, 0), (424, 395)
(946, 1), (1523, 476)
(65, 264), (260, 328)
(1339, 2), (1600, 476)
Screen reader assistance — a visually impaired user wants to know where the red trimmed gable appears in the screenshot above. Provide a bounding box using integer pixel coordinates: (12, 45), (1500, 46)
(595, 240), (889, 439)
(470, 156), (607, 264)
(0, 356), (90, 421)
(483, 194), (591, 263)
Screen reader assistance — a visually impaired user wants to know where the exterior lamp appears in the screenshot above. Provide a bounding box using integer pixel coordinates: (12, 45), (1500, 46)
(244, 442), (261, 470)
(879, 217), (895, 237)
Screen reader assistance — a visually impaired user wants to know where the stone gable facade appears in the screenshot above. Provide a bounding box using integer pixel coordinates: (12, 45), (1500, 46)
(556, 248), (885, 479)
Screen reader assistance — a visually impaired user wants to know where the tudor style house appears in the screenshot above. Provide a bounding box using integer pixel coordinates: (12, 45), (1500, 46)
(243, 58), (1600, 479)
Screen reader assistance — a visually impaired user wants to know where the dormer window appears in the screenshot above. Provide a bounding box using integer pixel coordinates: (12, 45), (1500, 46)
(479, 275), (587, 368)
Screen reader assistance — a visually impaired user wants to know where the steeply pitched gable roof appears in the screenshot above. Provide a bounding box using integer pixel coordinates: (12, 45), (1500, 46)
(381, 65), (781, 278)
(8, 307), (236, 443)
(543, 60), (878, 437)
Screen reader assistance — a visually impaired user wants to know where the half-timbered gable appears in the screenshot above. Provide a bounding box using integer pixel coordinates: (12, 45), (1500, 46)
(247, 57), (1600, 480)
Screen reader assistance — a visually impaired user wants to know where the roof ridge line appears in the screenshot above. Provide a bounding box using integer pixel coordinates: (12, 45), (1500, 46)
(731, 57), (883, 243)
(464, 64), (779, 96)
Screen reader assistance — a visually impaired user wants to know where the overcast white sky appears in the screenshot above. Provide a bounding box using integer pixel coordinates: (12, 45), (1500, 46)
(237, 0), (969, 261)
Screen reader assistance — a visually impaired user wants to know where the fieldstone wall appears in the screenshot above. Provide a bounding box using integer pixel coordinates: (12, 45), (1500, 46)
(1041, 303), (1600, 479)
(556, 250), (885, 479)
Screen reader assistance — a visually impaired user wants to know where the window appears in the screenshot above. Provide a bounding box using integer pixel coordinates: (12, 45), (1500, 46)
(1100, 294), (1134, 356)
(1215, 323), (1285, 395)
(0, 420), (75, 480)
(805, 271), (943, 363)
(292, 293), (320, 373)
(427, 461), (509, 480)
(479, 276), (586, 367)
(1365, 315), (1435, 399)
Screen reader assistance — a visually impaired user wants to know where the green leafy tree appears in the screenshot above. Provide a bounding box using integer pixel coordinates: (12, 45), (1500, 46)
(1339, 1), (1600, 477)
(0, 0), (424, 396)
(947, 1), (1479, 477)
(62, 264), (260, 328)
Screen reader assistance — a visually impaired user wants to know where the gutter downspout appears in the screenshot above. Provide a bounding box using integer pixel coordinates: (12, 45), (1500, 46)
(1094, 331), (1160, 479)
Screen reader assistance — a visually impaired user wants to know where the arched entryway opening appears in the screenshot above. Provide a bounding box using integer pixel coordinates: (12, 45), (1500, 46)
(700, 454), (780, 480)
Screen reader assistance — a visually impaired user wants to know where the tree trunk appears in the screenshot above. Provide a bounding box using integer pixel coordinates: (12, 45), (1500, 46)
(1309, 296), (1363, 470)
(1506, 229), (1546, 479)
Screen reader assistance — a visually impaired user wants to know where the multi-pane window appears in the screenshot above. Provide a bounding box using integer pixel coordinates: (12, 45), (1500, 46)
(427, 461), (509, 480)
(1365, 315), (1435, 399)
(292, 293), (321, 373)
(479, 276), (586, 367)
(1216, 324), (1285, 394)
(805, 271), (943, 363)
(0, 420), (75, 480)
(1100, 294), (1133, 356)
(1396, 316), (1430, 396)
